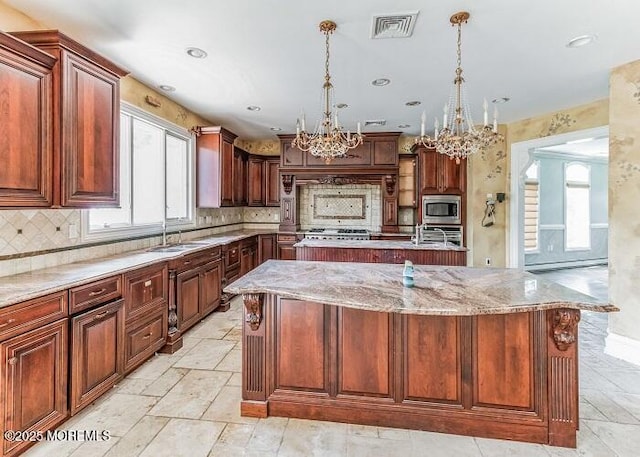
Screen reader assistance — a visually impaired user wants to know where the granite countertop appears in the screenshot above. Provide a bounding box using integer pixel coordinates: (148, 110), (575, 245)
(224, 260), (619, 316)
(294, 239), (468, 251)
(0, 230), (275, 309)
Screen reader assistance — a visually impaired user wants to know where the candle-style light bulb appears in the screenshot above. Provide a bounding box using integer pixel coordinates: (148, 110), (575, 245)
(483, 99), (488, 126)
(434, 118), (439, 140)
(443, 104), (448, 128)
(420, 111), (426, 137)
(493, 106), (498, 133)
(334, 113), (339, 128)
(296, 119), (300, 136)
(300, 113), (306, 131)
(357, 122), (361, 135)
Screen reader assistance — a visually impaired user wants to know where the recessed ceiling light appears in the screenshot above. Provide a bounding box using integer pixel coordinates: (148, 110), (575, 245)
(246, 105), (261, 111)
(405, 101), (421, 106)
(186, 47), (208, 58)
(371, 78), (391, 87)
(335, 103), (349, 109)
(158, 84), (175, 92)
(270, 127), (282, 132)
(398, 124), (411, 128)
(566, 34), (596, 48)
(492, 97), (510, 104)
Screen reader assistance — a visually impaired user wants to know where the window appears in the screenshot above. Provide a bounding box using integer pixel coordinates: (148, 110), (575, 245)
(524, 161), (540, 252)
(565, 163), (590, 250)
(85, 103), (194, 239)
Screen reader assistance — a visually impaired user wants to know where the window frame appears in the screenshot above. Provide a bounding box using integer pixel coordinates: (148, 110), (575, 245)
(82, 102), (196, 242)
(563, 161), (591, 251)
(523, 160), (540, 254)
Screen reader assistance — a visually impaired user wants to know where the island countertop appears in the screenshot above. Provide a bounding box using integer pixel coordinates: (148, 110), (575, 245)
(293, 239), (468, 251)
(224, 260), (618, 315)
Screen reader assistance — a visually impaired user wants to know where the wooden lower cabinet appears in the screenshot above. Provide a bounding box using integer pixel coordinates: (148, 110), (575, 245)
(244, 297), (574, 447)
(1, 320), (68, 457)
(70, 299), (124, 415)
(177, 268), (201, 332)
(277, 233), (297, 260)
(258, 234), (276, 265)
(201, 260), (222, 316)
(124, 308), (167, 374)
(240, 240), (258, 276)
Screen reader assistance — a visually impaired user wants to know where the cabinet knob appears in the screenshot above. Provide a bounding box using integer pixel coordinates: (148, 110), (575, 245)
(142, 332), (153, 339)
(7, 357), (17, 365)
(144, 280), (152, 287)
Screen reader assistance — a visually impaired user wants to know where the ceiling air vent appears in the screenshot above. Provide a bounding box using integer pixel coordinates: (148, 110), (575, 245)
(364, 120), (387, 127)
(371, 12), (419, 39)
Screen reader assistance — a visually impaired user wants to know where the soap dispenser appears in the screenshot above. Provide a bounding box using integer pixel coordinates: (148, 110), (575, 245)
(403, 260), (415, 288)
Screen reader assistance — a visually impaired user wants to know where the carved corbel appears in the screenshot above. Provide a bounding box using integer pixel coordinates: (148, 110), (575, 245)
(384, 175), (397, 196)
(552, 309), (581, 351)
(189, 126), (202, 137)
(243, 294), (264, 331)
(282, 175), (294, 194)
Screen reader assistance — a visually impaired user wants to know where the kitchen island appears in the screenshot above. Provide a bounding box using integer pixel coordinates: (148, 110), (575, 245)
(225, 260), (618, 448)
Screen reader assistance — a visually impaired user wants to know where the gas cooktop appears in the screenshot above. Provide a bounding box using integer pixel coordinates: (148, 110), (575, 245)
(304, 228), (370, 240)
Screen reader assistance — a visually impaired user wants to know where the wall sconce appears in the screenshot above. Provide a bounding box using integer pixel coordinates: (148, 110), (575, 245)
(482, 192), (506, 227)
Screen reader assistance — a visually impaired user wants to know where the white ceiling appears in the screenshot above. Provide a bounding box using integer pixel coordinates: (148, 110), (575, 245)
(6, 0), (640, 139)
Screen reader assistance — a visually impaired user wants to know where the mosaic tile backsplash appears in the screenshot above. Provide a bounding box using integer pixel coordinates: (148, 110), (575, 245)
(299, 184), (381, 231)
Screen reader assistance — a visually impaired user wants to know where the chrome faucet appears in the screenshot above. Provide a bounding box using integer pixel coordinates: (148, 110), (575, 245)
(433, 227), (448, 246)
(162, 220), (167, 246)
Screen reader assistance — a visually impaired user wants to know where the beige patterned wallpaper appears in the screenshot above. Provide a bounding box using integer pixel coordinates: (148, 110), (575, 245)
(608, 59), (640, 342)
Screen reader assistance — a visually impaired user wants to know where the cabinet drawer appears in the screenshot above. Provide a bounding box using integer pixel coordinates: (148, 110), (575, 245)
(124, 264), (167, 322)
(69, 275), (122, 314)
(278, 234), (297, 242)
(226, 242), (240, 269)
(225, 266), (241, 285)
(124, 308), (167, 374)
(0, 292), (68, 342)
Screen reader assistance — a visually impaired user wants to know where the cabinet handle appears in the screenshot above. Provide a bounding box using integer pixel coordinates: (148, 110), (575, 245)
(89, 288), (107, 297)
(0, 318), (16, 328)
(144, 280), (152, 287)
(183, 260), (191, 265)
(93, 310), (111, 320)
(8, 357), (17, 365)
(142, 332), (153, 339)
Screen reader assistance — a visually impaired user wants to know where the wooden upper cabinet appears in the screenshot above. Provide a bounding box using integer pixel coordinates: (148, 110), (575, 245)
(233, 147), (248, 206)
(265, 158), (280, 206)
(414, 145), (466, 195)
(10, 30), (129, 208)
(0, 31), (56, 208)
(248, 156), (265, 206)
(194, 126), (238, 207)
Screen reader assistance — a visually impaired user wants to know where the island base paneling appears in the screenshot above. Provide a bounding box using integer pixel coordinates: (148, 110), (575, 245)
(296, 246), (466, 265)
(241, 295), (579, 448)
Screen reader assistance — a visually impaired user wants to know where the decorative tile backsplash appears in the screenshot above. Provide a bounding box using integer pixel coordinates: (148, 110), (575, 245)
(299, 184), (381, 231)
(0, 205), (278, 278)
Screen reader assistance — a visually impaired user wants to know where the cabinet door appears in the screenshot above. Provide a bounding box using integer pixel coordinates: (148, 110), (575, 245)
(265, 159), (280, 206)
(240, 247), (252, 276)
(419, 148), (440, 193)
(258, 234), (276, 265)
(398, 155), (417, 208)
(220, 139), (234, 206)
(440, 156), (466, 194)
(124, 264), (167, 322)
(70, 300), (123, 415)
(281, 142), (303, 167)
(1, 320), (67, 457)
(200, 260), (222, 316)
(248, 157), (265, 206)
(177, 269), (201, 332)
(60, 51), (120, 207)
(0, 34), (54, 208)
(233, 149), (248, 206)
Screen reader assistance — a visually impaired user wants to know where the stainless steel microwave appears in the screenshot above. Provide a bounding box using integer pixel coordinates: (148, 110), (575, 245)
(422, 195), (461, 224)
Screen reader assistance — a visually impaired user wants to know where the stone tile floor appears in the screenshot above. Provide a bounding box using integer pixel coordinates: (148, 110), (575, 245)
(24, 265), (640, 456)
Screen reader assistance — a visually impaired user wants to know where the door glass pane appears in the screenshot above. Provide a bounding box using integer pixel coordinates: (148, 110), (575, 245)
(166, 135), (189, 220)
(132, 119), (164, 225)
(566, 187), (590, 248)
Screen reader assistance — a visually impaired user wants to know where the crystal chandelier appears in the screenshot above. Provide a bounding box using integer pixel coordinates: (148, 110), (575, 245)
(292, 20), (363, 164)
(416, 11), (503, 164)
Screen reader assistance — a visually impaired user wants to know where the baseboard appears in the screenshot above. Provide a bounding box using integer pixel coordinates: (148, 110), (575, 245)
(605, 332), (640, 367)
(525, 259), (607, 272)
